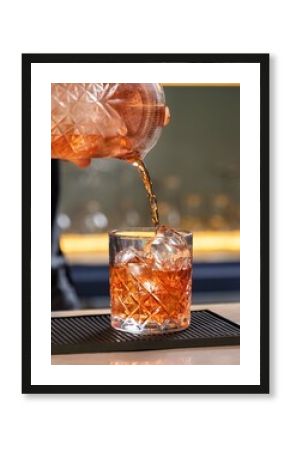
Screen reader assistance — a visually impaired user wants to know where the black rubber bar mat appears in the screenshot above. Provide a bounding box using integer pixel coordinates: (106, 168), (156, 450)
(51, 309), (240, 355)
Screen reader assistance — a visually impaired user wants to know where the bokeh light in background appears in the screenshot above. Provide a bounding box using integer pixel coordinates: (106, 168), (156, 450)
(58, 86), (240, 262)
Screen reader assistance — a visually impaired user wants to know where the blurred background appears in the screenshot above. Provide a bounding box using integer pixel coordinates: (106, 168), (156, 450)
(57, 85), (240, 308)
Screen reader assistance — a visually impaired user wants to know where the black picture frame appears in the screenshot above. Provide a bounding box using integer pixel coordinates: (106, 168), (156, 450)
(22, 53), (269, 394)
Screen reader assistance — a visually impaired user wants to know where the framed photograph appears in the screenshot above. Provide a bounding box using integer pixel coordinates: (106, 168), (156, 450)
(22, 53), (269, 394)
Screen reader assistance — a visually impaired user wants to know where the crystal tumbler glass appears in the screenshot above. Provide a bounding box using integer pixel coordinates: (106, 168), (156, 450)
(109, 227), (192, 334)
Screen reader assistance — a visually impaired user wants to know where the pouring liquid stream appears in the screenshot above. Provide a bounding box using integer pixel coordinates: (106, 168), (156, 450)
(132, 160), (159, 228)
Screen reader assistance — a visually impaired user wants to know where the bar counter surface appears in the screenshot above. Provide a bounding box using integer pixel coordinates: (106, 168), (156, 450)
(51, 303), (240, 365)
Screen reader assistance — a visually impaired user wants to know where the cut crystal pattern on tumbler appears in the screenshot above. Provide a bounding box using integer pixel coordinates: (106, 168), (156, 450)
(110, 227), (192, 334)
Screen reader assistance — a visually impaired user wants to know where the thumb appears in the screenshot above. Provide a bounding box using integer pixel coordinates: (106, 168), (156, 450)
(70, 158), (91, 168)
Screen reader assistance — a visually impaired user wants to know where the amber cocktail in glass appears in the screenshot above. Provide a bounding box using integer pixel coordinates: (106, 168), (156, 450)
(109, 227), (192, 335)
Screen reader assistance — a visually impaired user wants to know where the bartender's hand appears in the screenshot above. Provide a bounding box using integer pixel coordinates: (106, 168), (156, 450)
(69, 158), (91, 168)
(51, 155), (91, 168)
